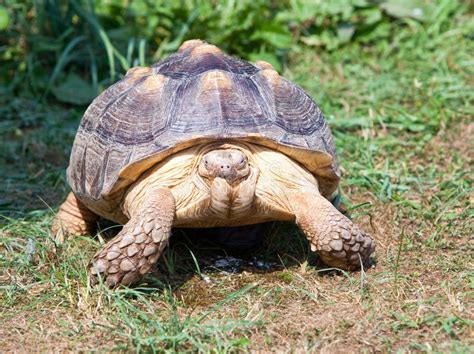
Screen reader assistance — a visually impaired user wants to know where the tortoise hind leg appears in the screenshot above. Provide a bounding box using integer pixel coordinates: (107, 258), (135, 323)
(291, 192), (375, 270)
(89, 188), (175, 288)
(52, 192), (99, 243)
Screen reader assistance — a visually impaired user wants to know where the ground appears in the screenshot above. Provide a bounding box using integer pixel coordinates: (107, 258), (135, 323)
(0, 8), (473, 353)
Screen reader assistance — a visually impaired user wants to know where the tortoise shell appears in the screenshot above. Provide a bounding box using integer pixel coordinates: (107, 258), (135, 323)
(68, 40), (340, 204)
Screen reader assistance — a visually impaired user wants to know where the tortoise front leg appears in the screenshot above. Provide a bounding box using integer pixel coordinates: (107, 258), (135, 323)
(291, 192), (375, 270)
(52, 192), (99, 243)
(89, 188), (175, 288)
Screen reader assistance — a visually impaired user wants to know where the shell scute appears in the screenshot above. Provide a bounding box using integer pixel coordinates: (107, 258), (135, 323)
(255, 61), (274, 70)
(126, 66), (153, 78)
(190, 44), (222, 57)
(178, 39), (207, 52)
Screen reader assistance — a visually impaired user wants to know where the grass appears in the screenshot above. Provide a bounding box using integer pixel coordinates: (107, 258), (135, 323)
(1, 2), (473, 352)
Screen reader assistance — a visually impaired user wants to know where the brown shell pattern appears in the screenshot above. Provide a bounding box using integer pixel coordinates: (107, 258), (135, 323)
(68, 40), (339, 202)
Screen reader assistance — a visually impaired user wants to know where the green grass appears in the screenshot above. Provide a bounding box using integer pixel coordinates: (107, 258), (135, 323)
(1, 1), (473, 352)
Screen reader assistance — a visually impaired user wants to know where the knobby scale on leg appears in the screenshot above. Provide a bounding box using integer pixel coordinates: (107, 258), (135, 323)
(89, 189), (175, 288)
(296, 196), (375, 271)
(51, 192), (99, 243)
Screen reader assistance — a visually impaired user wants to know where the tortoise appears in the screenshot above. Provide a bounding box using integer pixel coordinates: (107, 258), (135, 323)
(52, 40), (375, 288)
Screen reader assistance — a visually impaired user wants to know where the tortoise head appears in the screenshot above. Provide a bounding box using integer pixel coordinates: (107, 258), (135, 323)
(198, 149), (250, 185)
